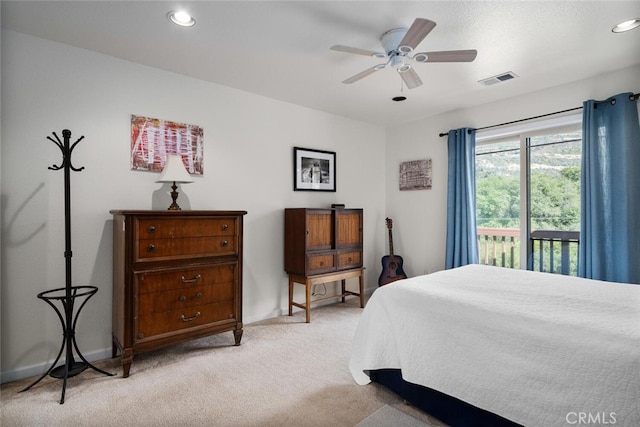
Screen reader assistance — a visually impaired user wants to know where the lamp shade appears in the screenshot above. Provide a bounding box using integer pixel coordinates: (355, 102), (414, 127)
(156, 155), (194, 183)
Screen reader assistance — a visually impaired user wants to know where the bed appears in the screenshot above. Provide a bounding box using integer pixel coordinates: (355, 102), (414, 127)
(349, 265), (640, 426)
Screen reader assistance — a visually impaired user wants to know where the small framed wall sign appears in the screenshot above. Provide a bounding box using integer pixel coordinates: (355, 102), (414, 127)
(399, 159), (432, 190)
(293, 147), (336, 192)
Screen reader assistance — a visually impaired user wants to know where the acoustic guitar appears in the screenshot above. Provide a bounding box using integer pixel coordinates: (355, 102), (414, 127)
(378, 217), (407, 286)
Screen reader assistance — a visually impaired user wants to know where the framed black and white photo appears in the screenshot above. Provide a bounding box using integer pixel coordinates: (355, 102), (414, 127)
(293, 147), (336, 192)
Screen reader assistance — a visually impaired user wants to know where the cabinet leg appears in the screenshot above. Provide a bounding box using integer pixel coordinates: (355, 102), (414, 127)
(305, 279), (311, 323)
(359, 273), (365, 308)
(288, 276), (294, 316)
(341, 279), (346, 303)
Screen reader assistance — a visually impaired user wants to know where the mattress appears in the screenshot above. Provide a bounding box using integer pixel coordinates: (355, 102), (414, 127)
(349, 265), (640, 426)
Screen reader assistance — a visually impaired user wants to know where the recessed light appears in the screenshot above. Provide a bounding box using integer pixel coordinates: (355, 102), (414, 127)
(612, 18), (640, 33)
(168, 10), (196, 27)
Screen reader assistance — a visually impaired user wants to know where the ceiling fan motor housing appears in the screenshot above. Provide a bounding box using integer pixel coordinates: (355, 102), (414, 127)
(380, 28), (410, 55)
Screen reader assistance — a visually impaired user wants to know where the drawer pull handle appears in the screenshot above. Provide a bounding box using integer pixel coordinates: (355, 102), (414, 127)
(180, 312), (201, 322)
(195, 292), (203, 299)
(221, 240), (229, 247)
(222, 224), (229, 231)
(180, 274), (202, 283)
(348, 257), (352, 262)
(147, 244), (155, 252)
(179, 295), (186, 302)
(319, 261), (324, 266)
(147, 225), (156, 233)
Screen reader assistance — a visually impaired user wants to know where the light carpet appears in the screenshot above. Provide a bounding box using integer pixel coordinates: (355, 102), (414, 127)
(1, 300), (446, 427)
(356, 405), (429, 427)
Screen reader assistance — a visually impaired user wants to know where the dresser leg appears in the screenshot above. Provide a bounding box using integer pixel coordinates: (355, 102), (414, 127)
(233, 328), (243, 346)
(121, 349), (133, 378)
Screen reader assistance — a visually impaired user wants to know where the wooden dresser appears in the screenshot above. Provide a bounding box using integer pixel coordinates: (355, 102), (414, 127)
(284, 208), (364, 322)
(110, 210), (246, 377)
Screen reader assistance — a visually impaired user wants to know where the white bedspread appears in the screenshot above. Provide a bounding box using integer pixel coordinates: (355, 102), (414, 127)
(349, 265), (640, 426)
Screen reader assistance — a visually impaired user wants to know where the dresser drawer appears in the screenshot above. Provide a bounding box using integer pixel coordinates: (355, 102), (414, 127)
(136, 217), (237, 239)
(307, 252), (335, 274)
(138, 281), (235, 314)
(137, 263), (236, 294)
(137, 301), (236, 339)
(136, 236), (236, 260)
(337, 250), (362, 269)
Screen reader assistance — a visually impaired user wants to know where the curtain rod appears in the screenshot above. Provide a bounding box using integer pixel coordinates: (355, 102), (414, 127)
(438, 92), (640, 138)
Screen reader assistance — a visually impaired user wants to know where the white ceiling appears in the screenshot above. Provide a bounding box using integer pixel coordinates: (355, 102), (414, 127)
(2, 1), (639, 126)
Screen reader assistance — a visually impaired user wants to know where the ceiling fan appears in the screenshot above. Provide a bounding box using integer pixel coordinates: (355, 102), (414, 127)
(331, 18), (477, 89)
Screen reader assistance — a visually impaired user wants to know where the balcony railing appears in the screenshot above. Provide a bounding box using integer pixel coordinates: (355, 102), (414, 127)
(477, 227), (580, 275)
(530, 230), (580, 275)
(477, 228), (520, 269)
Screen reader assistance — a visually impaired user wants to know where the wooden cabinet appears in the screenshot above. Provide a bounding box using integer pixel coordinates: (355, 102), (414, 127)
(110, 210), (246, 377)
(284, 208), (364, 322)
(284, 208), (363, 276)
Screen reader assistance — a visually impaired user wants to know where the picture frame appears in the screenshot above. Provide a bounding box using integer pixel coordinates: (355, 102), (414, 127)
(130, 115), (204, 174)
(293, 147), (336, 192)
(399, 158), (432, 190)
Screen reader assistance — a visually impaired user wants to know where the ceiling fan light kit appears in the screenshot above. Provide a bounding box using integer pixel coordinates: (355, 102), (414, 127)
(413, 53), (429, 63)
(331, 18), (477, 89)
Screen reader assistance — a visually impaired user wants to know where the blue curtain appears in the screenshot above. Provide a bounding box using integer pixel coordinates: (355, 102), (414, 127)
(446, 128), (479, 269)
(579, 92), (640, 284)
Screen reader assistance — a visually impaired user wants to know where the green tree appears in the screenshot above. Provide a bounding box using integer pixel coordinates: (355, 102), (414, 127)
(561, 166), (580, 182)
(476, 175), (520, 228)
(530, 170), (580, 230)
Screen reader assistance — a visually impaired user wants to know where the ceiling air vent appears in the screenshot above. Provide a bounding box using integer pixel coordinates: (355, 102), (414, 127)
(478, 71), (518, 86)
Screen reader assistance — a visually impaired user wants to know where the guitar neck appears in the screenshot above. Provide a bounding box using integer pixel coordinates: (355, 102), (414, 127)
(388, 228), (395, 257)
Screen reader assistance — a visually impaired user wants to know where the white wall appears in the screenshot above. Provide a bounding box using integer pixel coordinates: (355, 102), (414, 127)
(385, 64), (640, 278)
(0, 30), (386, 382)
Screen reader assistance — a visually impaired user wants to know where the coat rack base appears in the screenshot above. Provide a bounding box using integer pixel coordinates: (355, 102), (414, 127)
(19, 286), (114, 404)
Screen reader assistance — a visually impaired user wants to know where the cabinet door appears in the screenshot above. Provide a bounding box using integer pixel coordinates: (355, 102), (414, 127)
(336, 210), (362, 248)
(306, 211), (333, 250)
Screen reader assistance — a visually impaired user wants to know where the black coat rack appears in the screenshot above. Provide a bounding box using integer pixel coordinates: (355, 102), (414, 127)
(20, 130), (113, 404)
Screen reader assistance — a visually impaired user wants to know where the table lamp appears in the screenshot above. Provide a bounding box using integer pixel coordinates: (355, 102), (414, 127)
(156, 155), (194, 210)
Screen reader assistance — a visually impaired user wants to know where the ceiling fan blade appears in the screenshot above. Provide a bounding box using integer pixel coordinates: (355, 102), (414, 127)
(398, 18), (436, 51)
(399, 67), (422, 89)
(342, 66), (382, 84)
(330, 44), (385, 57)
(415, 49), (478, 63)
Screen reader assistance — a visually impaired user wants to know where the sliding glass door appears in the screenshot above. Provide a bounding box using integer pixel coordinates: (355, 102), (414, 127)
(527, 131), (581, 274)
(476, 125), (581, 275)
